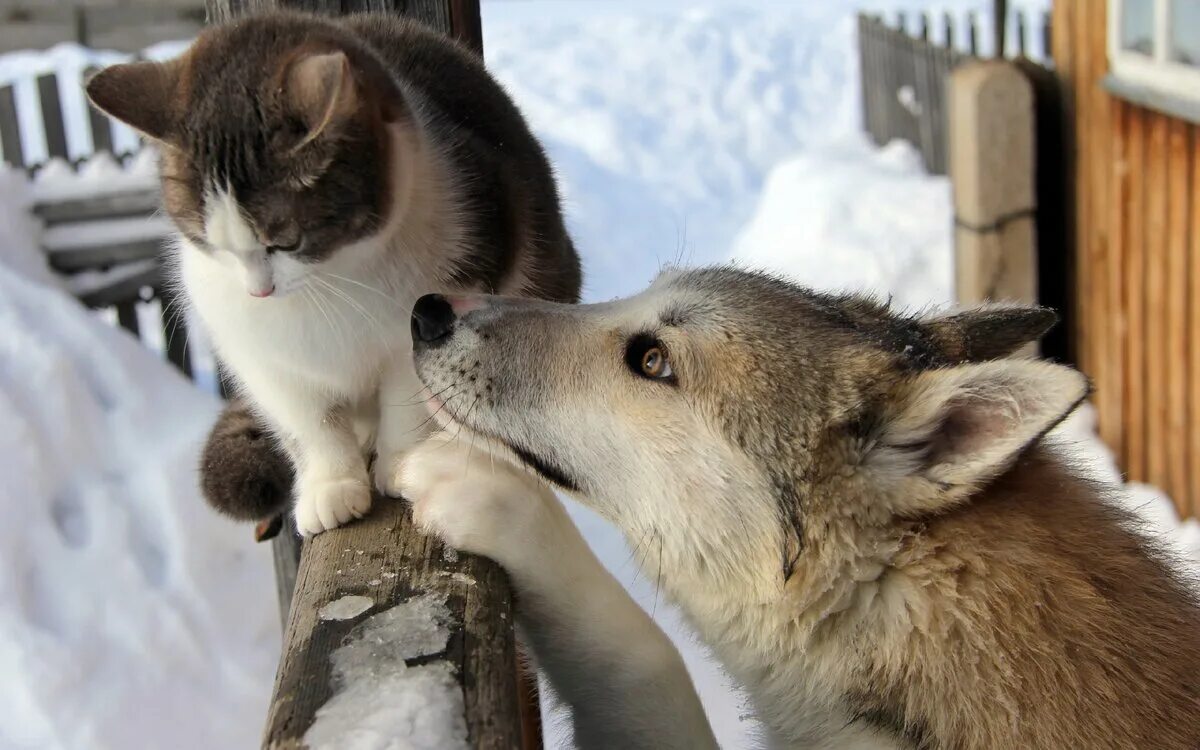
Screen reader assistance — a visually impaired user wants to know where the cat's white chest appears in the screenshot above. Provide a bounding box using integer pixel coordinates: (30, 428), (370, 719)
(180, 245), (413, 396)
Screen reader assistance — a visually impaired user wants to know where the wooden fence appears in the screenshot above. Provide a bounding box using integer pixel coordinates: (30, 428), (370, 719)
(857, 10), (1051, 176)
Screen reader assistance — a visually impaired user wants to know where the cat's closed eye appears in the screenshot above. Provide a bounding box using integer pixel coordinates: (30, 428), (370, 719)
(261, 220), (303, 253)
(266, 237), (303, 253)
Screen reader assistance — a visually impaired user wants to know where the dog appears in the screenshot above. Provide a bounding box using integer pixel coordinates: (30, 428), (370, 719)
(397, 266), (1200, 749)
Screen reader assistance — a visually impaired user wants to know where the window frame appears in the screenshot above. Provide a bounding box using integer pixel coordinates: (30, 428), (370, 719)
(1107, 0), (1200, 103)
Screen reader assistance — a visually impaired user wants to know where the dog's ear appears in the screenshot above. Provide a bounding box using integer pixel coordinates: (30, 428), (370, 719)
(86, 60), (182, 143)
(920, 305), (1058, 363)
(864, 359), (1089, 514)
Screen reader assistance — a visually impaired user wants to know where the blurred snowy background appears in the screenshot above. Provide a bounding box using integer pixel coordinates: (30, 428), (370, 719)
(1, 1), (1197, 748)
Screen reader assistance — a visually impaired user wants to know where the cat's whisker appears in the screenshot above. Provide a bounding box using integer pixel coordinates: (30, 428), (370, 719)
(160, 295), (192, 357)
(311, 277), (367, 351)
(302, 286), (338, 337)
(322, 272), (393, 302)
(314, 275), (383, 348)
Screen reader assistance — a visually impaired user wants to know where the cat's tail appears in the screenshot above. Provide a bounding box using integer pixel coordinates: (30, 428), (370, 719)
(200, 399), (293, 535)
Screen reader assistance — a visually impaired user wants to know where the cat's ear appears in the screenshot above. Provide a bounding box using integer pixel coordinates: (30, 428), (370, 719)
(863, 359), (1089, 515)
(86, 60), (181, 143)
(285, 51), (358, 147)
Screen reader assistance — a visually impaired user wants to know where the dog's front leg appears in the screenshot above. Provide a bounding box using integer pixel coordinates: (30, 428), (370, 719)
(397, 432), (718, 750)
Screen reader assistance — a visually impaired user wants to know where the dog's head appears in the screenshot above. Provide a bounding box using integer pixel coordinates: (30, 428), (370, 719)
(411, 267), (1087, 582)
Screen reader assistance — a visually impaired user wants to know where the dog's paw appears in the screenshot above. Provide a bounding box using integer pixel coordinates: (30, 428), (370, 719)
(294, 476), (372, 537)
(397, 434), (554, 569)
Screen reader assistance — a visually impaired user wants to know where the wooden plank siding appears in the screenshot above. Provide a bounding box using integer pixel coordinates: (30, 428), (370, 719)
(1054, 0), (1200, 520)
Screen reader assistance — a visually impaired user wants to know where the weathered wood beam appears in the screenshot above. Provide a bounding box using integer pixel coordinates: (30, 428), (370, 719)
(262, 498), (521, 749)
(200, 1), (529, 748)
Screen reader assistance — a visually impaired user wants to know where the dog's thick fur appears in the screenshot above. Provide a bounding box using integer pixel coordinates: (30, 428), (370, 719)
(398, 267), (1200, 749)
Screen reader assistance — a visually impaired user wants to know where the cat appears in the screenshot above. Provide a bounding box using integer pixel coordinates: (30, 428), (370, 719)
(87, 11), (581, 536)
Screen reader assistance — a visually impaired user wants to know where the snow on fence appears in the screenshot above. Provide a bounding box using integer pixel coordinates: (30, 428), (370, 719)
(0, 46), (209, 388)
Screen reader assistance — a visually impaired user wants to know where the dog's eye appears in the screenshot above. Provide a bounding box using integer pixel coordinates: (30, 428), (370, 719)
(641, 347), (670, 378)
(626, 334), (675, 382)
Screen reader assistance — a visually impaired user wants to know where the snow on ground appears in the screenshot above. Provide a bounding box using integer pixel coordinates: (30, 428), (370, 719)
(0, 170), (278, 750)
(733, 138), (955, 309)
(6, 1), (1198, 749)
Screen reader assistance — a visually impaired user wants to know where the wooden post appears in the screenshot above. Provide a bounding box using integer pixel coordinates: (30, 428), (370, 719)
(1013, 58), (1072, 364)
(200, 1), (532, 748)
(949, 61), (1039, 350)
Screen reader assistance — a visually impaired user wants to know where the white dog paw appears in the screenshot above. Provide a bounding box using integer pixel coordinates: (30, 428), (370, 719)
(294, 477), (372, 537)
(397, 435), (552, 567)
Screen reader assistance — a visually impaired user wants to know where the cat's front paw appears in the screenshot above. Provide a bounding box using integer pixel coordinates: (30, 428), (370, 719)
(397, 434), (554, 569)
(373, 443), (413, 498)
(294, 477), (372, 537)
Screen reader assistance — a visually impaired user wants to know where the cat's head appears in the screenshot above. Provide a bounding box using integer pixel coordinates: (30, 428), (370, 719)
(87, 14), (411, 298)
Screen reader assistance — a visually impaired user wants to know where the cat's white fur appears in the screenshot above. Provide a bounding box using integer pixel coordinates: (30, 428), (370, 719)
(182, 124), (471, 535)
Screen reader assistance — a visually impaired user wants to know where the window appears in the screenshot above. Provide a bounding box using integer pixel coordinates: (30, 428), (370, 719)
(1108, 0), (1200, 104)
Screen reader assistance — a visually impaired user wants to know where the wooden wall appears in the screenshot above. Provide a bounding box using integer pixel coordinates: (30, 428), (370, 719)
(1053, 0), (1200, 520)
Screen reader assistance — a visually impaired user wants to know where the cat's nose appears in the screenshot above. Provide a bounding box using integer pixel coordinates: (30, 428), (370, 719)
(411, 294), (456, 346)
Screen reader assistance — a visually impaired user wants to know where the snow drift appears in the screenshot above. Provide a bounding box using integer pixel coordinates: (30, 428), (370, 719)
(0, 171), (277, 750)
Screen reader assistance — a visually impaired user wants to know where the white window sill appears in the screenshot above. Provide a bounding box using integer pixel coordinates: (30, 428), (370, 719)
(1102, 74), (1200, 125)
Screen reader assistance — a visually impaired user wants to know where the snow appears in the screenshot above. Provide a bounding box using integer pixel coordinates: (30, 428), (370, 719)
(0, 170), (277, 749)
(0, 168), (56, 288)
(305, 593), (467, 750)
(319, 595), (376, 621)
(41, 214), (173, 251)
(31, 150), (159, 203)
(732, 139), (954, 310)
(4, 1), (1196, 750)
(64, 258), (159, 299)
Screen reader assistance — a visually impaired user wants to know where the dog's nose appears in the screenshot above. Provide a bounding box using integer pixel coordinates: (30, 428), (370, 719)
(411, 293), (456, 346)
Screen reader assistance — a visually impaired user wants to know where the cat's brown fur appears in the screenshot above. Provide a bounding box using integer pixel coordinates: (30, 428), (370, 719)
(88, 12), (581, 533)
